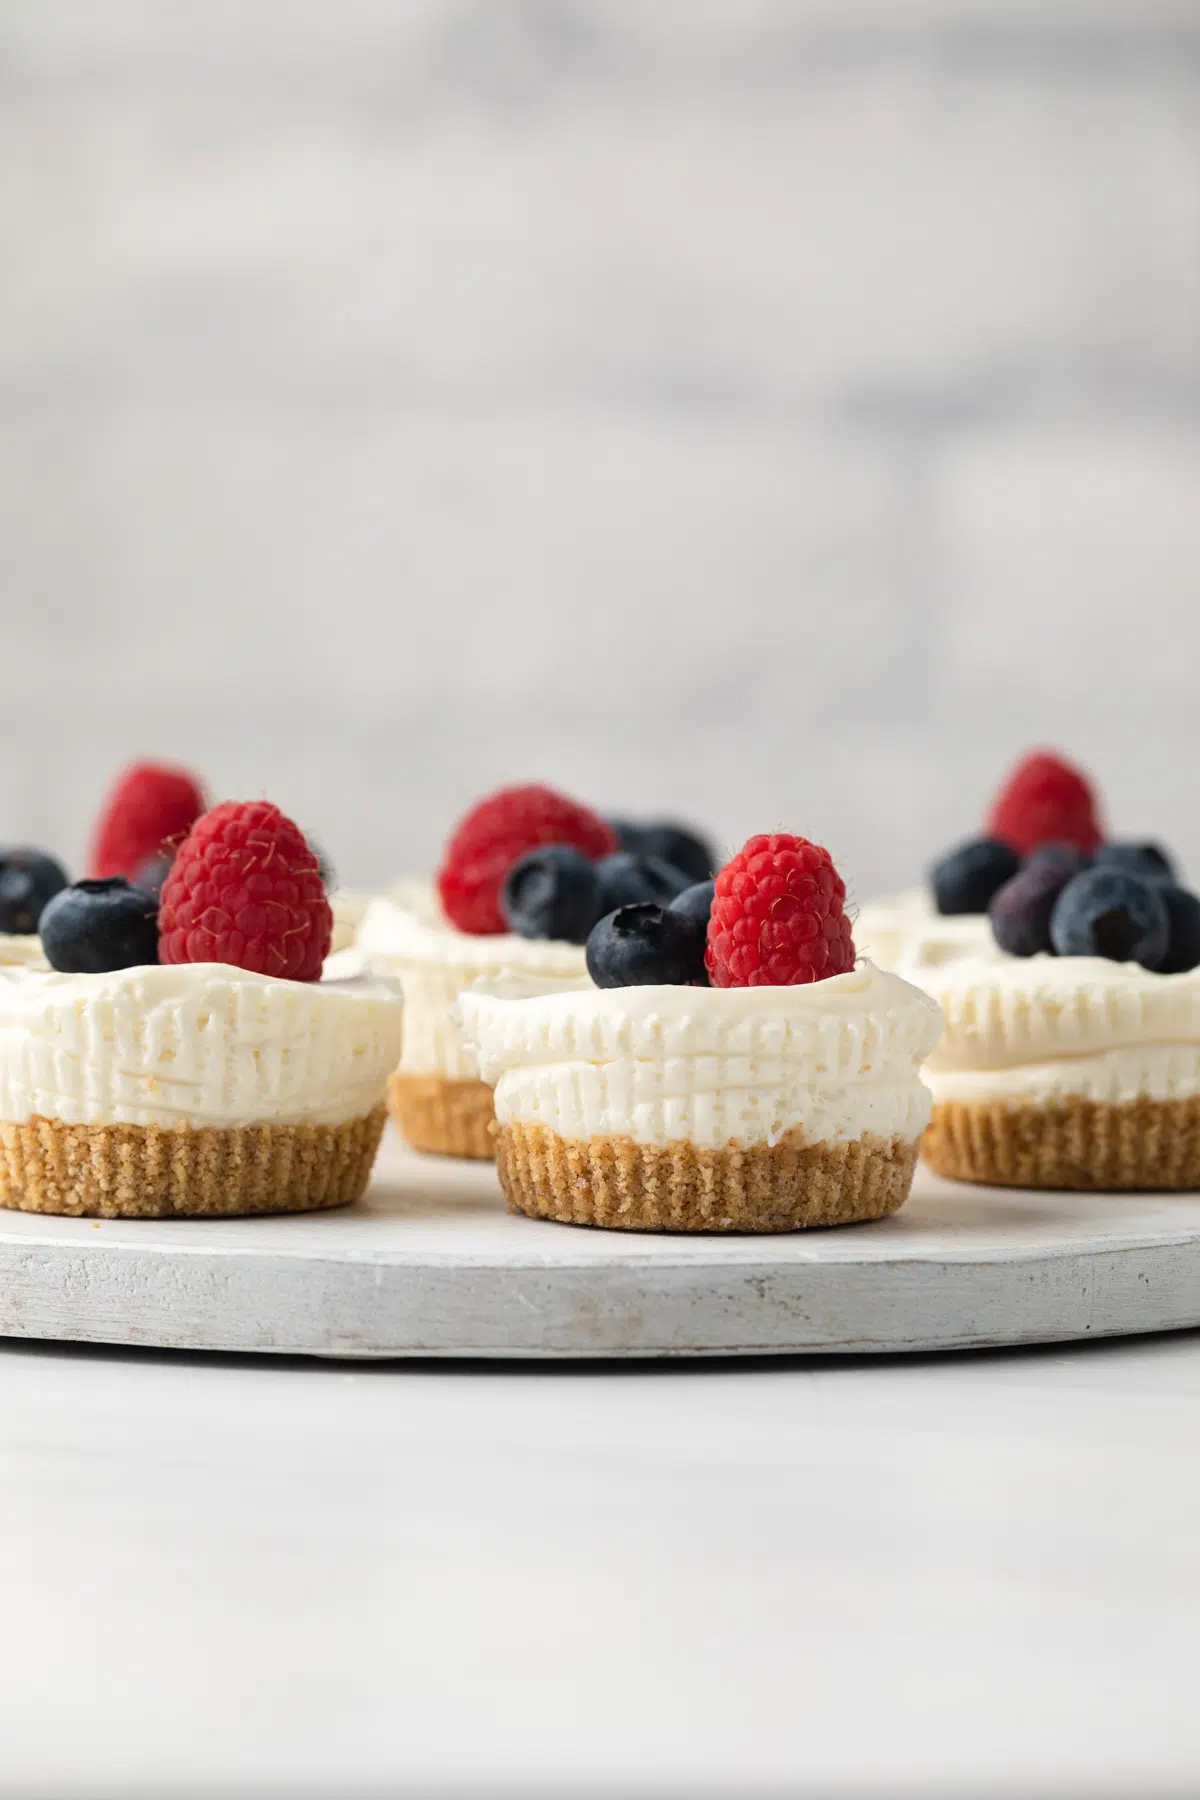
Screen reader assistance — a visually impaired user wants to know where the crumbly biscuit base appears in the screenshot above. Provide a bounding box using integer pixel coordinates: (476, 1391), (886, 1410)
(0, 1107), (387, 1219)
(493, 1122), (919, 1233)
(923, 1096), (1200, 1190)
(388, 1073), (495, 1160)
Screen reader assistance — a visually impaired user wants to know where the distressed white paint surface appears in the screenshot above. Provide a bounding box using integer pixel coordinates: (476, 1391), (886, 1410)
(2, 1131), (1198, 1357)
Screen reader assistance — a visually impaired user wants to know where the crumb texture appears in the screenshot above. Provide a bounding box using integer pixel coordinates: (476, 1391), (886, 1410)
(388, 1073), (495, 1160)
(493, 1122), (919, 1233)
(923, 1097), (1200, 1190)
(0, 1108), (386, 1218)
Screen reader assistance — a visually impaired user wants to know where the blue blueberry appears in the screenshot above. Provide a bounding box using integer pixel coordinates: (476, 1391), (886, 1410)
(0, 849), (68, 935)
(989, 862), (1075, 957)
(595, 852), (690, 913)
(1049, 868), (1169, 968)
(40, 879), (160, 973)
(1023, 843), (1091, 878)
(501, 845), (601, 944)
(1093, 841), (1175, 884)
(669, 879), (715, 935)
(1156, 885), (1200, 975)
(634, 823), (717, 886)
(931, 838), (1020, 915)
(586, 903), (707, 988)
(133, 851), (175, 901)
(608, 819), (643, 854)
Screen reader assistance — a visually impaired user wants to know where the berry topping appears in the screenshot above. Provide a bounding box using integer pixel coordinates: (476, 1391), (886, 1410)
(705, 834), (855, 988)
(1049, 869), (1169, 969)
(1157, 886), (1200, 975)
(609, 819), (641, 853)
(669, 879), (716, 935)
(989, 861), (1076, 958)
(89, 761), (207, 881)
(586, 903), (707, 989)
(931, 838), (1020, 916)
(986, 750), (1103, 856)
(624, 822), (716, 886)
(501, 846), (601, 945)
(595, 852), (690, 914)
(40, 879), (159, 973)
(158, 801), (332, 982)
(438, 785), (616, 936)
(132, 851), (175, 901)
(1023, 843), (1091, 878)
(1094, 841), (1175, 883)
(0, 849), (68, 935)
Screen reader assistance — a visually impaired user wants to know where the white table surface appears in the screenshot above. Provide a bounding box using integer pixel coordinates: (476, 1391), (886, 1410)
(3, 1325), (1200, 1797)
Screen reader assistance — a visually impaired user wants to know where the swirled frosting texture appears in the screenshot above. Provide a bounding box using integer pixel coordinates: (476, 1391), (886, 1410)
(457, 961), (943, 1149)
(915, 954), (1200, 1105)
(358, 889), (588, 1080)
(0, 962), (405, 1128)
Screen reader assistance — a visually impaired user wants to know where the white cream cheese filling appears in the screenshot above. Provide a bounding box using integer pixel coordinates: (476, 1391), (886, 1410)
(0, 961), (405, 1129)
(457, 961), (943, 1150)
(358, 886), (588, 1082)
(916, 954), (1200, 1108)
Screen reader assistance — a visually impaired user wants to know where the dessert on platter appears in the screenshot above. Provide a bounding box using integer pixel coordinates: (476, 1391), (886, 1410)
(0, 799), (403, 1218)
(360, 785), (718, 1160)
(459, 832), (943, 1232)
(856, 750), (1103, 972)
(914, 831), (1200, 1190)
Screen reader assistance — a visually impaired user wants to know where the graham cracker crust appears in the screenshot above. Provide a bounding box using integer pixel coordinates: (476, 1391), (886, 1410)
(388, 1072), (495, 1160)
(923, 1096), (1200, 1190)
(493, 1121), (920, 1233)
(0, 1107), (387, 1219)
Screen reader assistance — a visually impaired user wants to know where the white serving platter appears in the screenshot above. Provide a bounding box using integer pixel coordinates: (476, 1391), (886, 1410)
(0, 1129), (1198, 1358)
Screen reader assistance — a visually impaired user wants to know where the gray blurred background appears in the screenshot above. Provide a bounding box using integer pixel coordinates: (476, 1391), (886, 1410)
(2, 0), (1197, 901)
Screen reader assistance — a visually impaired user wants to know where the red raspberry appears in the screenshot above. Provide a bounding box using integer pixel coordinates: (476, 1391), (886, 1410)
(986, 750), (1103, 856)
(89, 761), (206, 880)
(706, 833), (856, 987)
(159, 801), (332, 982)
(437, 784), (617, 935)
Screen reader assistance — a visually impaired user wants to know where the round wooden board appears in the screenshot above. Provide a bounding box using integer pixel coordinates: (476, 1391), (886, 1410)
(1, 1129), (1199, 1358)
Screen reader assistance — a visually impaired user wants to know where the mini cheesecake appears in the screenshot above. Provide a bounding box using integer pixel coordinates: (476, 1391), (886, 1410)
(915, 953), (1200, 1190)
(359, 884), (587, 1160)
(0, 960), (405, 1218)
(365, 787), (719, 1160)
(458, 962), (943, 1232)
